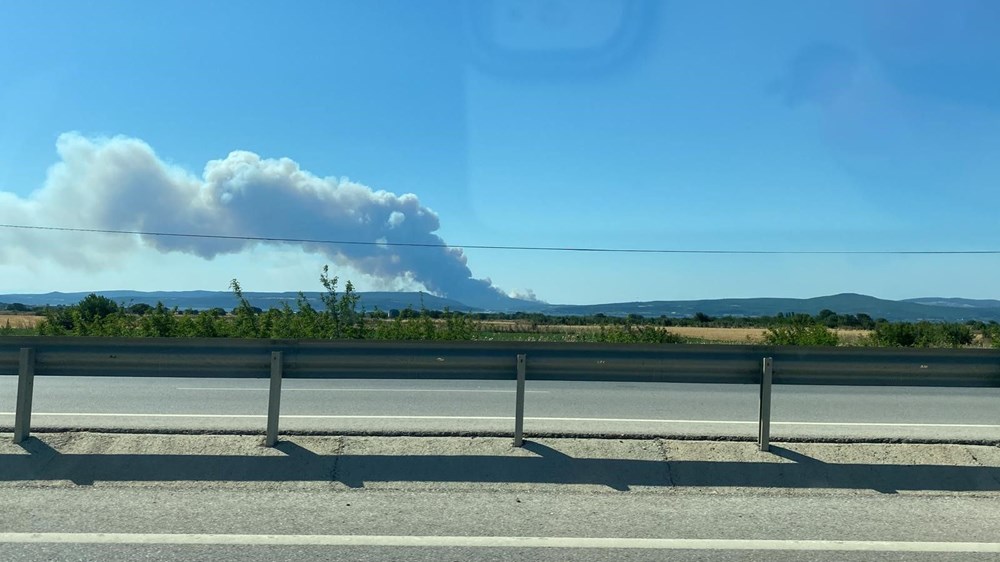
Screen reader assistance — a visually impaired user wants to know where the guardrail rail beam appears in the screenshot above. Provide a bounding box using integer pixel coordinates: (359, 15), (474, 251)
(2, 337), (997, 446)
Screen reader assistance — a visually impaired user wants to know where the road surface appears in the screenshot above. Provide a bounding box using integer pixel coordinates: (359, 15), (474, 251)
(3, 487), (1000, 561)
(2, 433), (1000, 562)
(2, 377), (998, 440)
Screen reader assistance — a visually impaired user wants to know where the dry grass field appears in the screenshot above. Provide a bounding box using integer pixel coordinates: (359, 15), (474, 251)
(0, 314), (882, 346)
(666, 327), (872, 344)
(477, 321), (872, 344)
(0, 314), (44, 329)
(831, 329), (873, 346)
(662, 326), (767, 342)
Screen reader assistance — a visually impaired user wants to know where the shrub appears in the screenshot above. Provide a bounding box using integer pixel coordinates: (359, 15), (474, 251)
(128, 303), (153, 316)
(693, 312), (713, 324)
(869, 321), (973, 348)
(37, 307), (74, 335)
(940, 323), (974, 347)
(440, 309), (478, 341)
(139, 303), (179, 337)
(181, 309), (227, 338)
(594, 324), (684, 344)
(869, 322), (919, 347)
(984, 323), (1000, 349)
(77, 294), (120, 323)
(763, 323), (839, 346)
(229, 279), (261, 338)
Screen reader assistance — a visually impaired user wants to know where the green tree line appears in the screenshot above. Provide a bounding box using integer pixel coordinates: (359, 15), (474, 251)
(5, 268), (999, 348)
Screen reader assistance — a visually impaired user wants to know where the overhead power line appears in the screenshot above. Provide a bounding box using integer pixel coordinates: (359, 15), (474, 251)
(1, 223), (998, 255)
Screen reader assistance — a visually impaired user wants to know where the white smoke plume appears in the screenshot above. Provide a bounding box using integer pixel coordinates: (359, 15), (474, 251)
(0, 133), (511, 307)
(509, 288), (540, 302)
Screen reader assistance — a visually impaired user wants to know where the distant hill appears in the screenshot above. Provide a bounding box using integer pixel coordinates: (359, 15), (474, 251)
(902, 297), (1000, 309)
(0, 290), (481, 313)
(3, 291), (1000, 322)
(540, 293), (1000, 322)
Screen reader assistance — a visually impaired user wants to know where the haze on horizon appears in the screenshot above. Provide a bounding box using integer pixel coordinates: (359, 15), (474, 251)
(2, 1), (999, 305)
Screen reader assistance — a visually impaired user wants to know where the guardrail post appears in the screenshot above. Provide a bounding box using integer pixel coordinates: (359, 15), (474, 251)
(758, 357), (773, 452)
(265, 351), (283, 447)
(513, 354), (526, 447)
(13, 348), (36, 444)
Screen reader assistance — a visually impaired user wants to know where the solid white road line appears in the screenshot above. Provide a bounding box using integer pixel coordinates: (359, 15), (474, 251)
(0, 533), (998, 552)
(175, 387), (549, 393)
(1, 412), (999, 429)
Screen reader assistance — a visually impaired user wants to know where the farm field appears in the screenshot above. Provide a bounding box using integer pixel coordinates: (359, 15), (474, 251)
(478, 322), (872, 344)
(3, 308), (992, 348)
(0, 314), (43, 329)
(675, 328), (871, 346)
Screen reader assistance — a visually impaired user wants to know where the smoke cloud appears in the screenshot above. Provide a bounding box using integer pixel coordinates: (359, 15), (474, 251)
(1, 133), (510, 307)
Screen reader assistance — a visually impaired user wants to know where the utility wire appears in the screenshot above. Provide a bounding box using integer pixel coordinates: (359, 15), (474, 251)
(1, 223), (998, 255)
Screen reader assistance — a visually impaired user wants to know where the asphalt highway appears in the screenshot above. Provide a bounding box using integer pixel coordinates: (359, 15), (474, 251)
(2, 486), (999, 561)
(3, 429), (999, 561)
(2, 376), (998, 440)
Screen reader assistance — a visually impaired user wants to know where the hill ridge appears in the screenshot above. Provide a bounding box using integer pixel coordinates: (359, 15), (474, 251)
(3, 291), (1000, 322)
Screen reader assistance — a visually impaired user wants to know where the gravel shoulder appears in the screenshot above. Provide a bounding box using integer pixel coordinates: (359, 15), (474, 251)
(2, 432), (999, 495)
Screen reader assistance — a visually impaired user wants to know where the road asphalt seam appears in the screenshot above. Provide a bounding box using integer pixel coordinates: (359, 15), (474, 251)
(1, 533), (999, 552)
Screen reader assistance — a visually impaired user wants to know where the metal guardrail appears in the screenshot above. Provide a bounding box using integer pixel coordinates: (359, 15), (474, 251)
(2, 337), (999, 451)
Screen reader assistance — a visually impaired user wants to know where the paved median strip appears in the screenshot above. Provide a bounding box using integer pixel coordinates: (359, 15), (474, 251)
(1, 533), (999, 552)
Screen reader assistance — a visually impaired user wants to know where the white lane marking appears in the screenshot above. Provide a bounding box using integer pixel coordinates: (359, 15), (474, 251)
(0, 533), (998, 552)
(2, 412), (999, 429)
(175, 387), (549, 394)
(774, 421), (1000, 428)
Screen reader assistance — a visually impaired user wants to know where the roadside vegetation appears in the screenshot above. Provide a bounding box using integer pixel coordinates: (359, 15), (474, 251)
(3, 268), (999, 348)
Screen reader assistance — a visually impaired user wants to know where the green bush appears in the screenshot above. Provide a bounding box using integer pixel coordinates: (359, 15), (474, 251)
(763, 323), (839, 346)
(139, 303), (179, 337)
(77, 294), (120, 324)
(868, 321), (974, 348)
(593, 324), (684, 344)
(984, 323), (1000, 349)
(181, 309), (227, 338)
(24, 268), (992, 347)
(940, 323), (974, 347)
(440, 310), (478, 341)
(128, 303), (153, 316)
(869, 322), (918, 347)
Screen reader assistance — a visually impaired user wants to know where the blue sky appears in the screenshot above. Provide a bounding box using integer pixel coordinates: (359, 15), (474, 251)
(1, 0), (999, 305)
